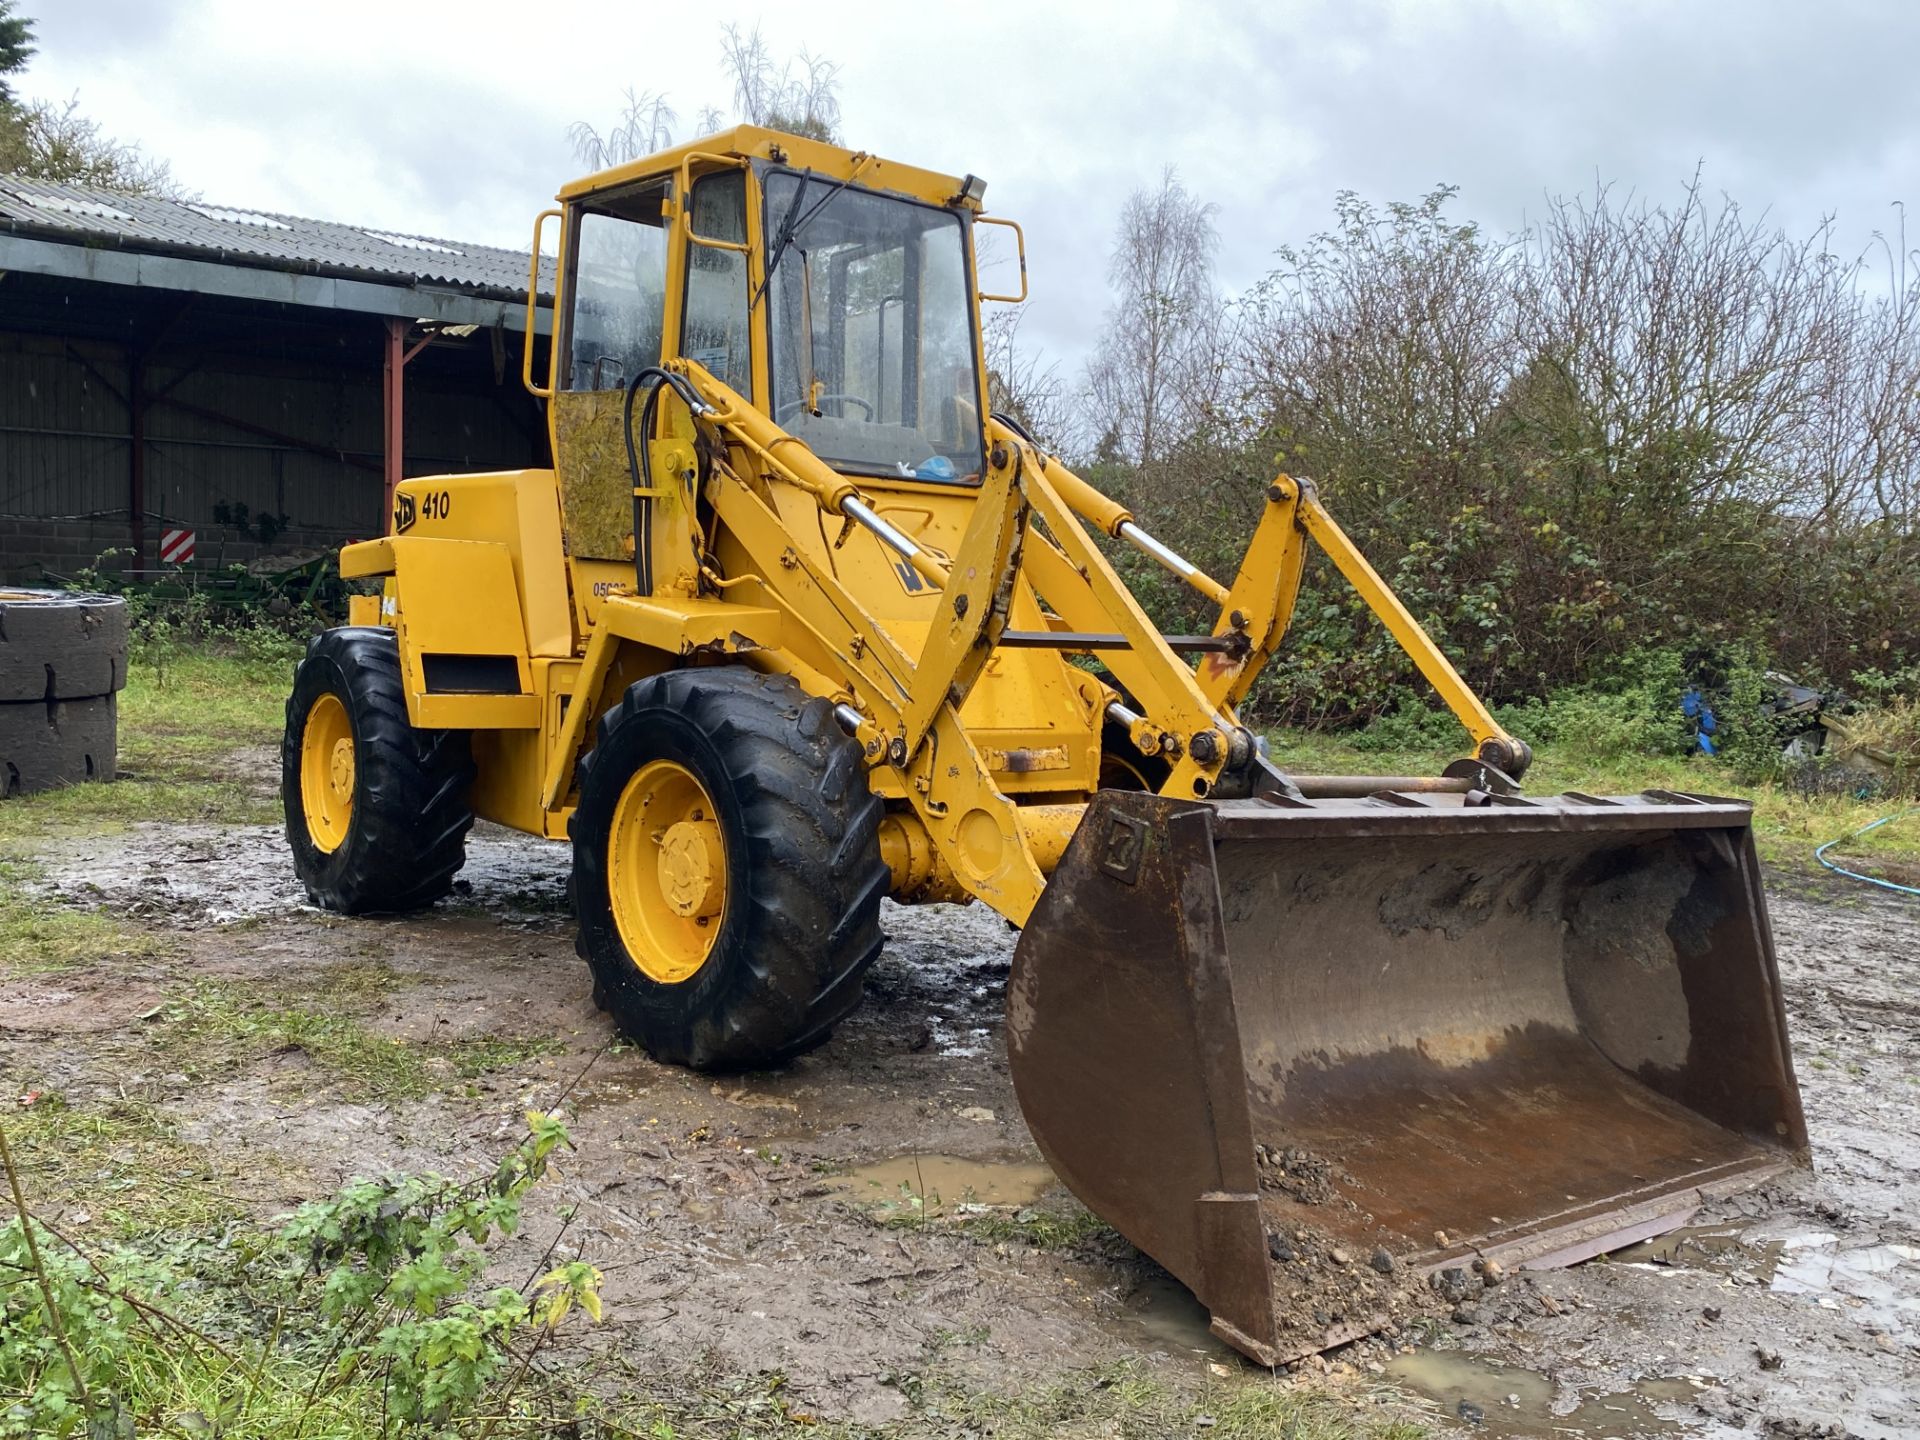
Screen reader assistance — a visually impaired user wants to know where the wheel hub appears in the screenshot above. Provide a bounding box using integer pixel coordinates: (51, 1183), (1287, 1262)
(329, 737), (355, 800)
(658, 816), (722, 919)
(608, 759), (729, 984)
(299, 691), (355, 854)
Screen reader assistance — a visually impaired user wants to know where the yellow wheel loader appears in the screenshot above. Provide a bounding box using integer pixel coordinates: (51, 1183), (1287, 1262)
(282, 127), (1807, 1363)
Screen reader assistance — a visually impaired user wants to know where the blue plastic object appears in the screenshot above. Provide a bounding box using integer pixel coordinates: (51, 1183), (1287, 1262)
(1681, 687), (1719, 756)
(914, 455), (957, 481)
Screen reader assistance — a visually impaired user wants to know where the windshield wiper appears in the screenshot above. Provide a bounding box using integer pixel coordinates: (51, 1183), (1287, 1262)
(751, 168), (863, 311)
(753, 172), (811, 310)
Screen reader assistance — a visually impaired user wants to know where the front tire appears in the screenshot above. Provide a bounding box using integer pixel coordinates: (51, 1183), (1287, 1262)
(282, 628), (475, 913)
(571, 667), (888, 1070)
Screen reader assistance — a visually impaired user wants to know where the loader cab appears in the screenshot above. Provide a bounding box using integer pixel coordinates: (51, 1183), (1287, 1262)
(538, 130), (997, 626)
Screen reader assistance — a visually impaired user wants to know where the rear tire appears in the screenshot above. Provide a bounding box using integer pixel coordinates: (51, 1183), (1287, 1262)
(282, 627), (474, 913)
(0, 587), (128, 701)
(571, 666), (888, 1070)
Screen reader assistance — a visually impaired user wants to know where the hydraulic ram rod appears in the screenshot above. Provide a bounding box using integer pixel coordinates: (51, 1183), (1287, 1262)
(841, 496), (950, 588)
(1118, 521), (1230, 607)
(991, 428), (1234, 609)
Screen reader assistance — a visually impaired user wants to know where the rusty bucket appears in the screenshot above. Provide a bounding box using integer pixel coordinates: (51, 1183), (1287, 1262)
(1007, 788), (1807, 1364)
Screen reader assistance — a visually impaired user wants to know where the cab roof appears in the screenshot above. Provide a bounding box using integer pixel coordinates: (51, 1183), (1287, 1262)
(555, 125), (979, 212)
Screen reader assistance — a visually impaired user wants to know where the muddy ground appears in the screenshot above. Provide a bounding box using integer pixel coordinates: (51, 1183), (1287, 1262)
(3, 808), (1915, 1437)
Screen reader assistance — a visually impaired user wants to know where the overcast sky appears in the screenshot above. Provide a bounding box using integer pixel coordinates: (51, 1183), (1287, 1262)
(27, 0), (1920, 373)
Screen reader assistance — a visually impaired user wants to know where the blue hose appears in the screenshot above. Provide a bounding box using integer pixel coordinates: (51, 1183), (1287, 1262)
(1814, 807), (1920, 897)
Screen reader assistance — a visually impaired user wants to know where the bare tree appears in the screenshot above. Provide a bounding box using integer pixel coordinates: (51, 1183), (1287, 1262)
(1085, 167), (1219, 466)
(569, 24), (842, 179)
(0, 94), (182, 196)
(717, 23), (840, 143)
(984, 304), (1075, 456)
(568, 87), (677, 171)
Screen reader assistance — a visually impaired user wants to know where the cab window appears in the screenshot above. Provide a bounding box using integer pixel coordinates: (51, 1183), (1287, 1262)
(682, 171), (754, 399)
(565, 183), (668, 393)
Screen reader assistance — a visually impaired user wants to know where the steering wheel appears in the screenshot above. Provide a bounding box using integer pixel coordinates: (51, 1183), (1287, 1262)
(777, 393), (876, 423)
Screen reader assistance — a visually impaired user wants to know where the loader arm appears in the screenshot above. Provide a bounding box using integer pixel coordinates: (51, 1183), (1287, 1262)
(987, 423), (1533, 784)
(671, 360), (1530, 840)
(671, 361), (1054, 922)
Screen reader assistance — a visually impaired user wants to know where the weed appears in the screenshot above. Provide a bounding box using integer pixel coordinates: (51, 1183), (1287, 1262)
(0, 1111), (598, 1437)
(3, 1097), (251, 1239)
(952, 1204), (1120, 1252)
(0, 857), (162, 977)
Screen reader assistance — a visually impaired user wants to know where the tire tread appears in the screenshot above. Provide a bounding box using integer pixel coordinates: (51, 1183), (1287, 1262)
(572, 666), (887, 1070)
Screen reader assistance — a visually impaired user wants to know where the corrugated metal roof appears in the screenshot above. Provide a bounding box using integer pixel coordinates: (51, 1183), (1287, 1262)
(0, 175), (555, 301)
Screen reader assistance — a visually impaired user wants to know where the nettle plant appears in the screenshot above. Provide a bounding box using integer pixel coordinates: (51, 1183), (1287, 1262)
(279, 1109), (602, 1428)
(1, 1112), (604, 1437)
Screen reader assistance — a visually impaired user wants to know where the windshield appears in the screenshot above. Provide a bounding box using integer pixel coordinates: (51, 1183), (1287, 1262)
(764, 171), (984, 482)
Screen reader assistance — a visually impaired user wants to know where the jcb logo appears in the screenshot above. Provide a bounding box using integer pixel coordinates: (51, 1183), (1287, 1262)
(890, 543), (948, 597)
(1098, 814), (1148, 885)
(393, 492), (417, 533)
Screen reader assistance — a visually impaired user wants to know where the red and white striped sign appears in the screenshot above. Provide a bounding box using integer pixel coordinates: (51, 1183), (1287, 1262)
(159, 528), (196, 565)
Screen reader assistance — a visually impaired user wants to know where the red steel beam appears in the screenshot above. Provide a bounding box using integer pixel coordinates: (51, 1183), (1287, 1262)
(382, 318), (434, 533)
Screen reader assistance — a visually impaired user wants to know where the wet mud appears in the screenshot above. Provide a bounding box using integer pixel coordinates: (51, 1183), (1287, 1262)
(6, 819), (1917, 1433)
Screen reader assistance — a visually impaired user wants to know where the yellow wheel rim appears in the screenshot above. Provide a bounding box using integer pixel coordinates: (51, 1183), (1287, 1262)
(300, 692), (355, 853)
(608, 759), (728, 984)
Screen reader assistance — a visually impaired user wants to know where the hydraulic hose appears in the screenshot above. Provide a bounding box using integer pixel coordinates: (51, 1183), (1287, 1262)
(621, 367), (713, 597)
(1814, 806), (1920, 897)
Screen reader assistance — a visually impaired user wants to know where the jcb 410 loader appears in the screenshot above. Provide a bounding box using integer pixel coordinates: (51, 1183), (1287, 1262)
(285, 127), (1807, 1363)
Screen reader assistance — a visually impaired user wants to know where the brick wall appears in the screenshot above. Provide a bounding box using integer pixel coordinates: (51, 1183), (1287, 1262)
(0, 514), (361, 585)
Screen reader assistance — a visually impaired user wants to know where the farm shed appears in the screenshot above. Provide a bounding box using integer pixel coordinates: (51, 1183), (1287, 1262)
(0, 176), (554, 581)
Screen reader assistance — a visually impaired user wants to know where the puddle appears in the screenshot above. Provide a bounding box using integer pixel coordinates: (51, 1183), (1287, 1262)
(1608, 1224), (1919, 1339)
(1384, 1351), (1697, 1437)
(1120, 1268), (1239, 1362)
(924, 1011), (994, 1059)
(822, 1154), (1055, 1214)
(1609, 1223), (1780, 1281)
(1769, 1235), (1918, 1338)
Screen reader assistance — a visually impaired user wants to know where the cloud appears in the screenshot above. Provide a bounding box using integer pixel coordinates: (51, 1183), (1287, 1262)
(19, 0), (1918, 375)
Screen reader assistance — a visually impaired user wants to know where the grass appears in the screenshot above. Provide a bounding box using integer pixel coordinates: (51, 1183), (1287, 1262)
(4, 1096), (255, 1239)
(0, 855), (165, 977)
(144, 975), (567, 1102)
(0, 642), (295, 976)
(15, 642), (1911, 884)
(945, 1367), (1428, 1440)
(579, 1360), (1428, 1439)
(858, 1186), (1121, 1253)
(0, 644), (295, 852)
(1265, 728), (1920, 882)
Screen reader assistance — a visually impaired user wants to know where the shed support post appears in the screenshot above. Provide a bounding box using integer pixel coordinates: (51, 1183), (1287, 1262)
(383, 317), (404, 533)
(382, 318), (435, 534)
(129, 351), (146, 567)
